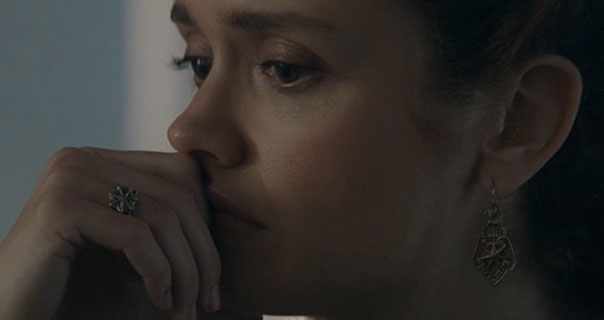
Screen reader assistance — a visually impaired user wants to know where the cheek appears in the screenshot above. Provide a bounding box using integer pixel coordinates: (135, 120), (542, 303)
(257, 92), (441, 276)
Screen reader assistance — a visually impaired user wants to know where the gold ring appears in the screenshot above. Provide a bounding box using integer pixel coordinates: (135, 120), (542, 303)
(108, 185), (138, 216)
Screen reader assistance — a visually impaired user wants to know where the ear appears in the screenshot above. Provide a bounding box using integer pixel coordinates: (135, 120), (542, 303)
(476, 55), (583, 196)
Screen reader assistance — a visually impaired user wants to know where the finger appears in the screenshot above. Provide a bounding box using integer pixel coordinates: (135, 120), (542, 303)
(41, 191), (174, 311)
(80, 146), (207, 195)
(80, 146), (211, 224)
(135, 197), (199, 319)
(39, 168), (201, 317)
(47, 150), (222, 313)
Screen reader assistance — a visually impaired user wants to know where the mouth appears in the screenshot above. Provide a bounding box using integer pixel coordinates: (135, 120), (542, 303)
(203, 187), (268, 230)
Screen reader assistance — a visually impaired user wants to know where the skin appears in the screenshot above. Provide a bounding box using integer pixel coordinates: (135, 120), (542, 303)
(168, 0), (583, 318)
(0, 0), (583, 319)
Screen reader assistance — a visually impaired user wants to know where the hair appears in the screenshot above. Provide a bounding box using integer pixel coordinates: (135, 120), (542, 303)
(406, 0), (604, 316)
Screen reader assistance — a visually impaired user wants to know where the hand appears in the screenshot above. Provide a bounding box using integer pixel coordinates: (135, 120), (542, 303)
(0, 147), (234, 319)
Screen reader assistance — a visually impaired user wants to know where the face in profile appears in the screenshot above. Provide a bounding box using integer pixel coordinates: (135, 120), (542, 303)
(167, 0), (483, 316)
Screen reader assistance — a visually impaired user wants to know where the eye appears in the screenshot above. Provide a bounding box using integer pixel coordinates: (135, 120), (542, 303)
(172, 56), (213, 81)
(260, 61), (317, 86)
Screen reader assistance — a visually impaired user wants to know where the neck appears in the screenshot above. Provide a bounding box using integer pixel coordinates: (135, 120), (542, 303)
(309, 189), (566, 320)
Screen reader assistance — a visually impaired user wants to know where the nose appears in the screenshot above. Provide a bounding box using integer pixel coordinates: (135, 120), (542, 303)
(167, 74), (246, 168)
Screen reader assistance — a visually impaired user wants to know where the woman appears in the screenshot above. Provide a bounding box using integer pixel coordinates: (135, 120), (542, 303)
(0, 0), (602, 319)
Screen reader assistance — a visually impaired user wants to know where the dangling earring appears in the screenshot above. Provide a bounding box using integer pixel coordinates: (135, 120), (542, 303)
(473, 185), (517, 286)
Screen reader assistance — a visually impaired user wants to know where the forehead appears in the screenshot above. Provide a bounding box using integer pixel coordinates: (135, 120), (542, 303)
(171, 0), (425, 62)
(172, 0), (413, 34)
(174, 0), (376, 18)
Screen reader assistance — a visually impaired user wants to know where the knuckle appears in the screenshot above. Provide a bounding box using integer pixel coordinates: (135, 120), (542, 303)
(183, 291), (198, 307)
(48, 147), (85, 169)
(36, 188), (74, 214)
(188, 269), (200, 286)
(149, 198), (180, 229)
(211, 262), (222, 284)
(175, 185), (198, 209)
(183, 270), (200, 295)
(185, 252), (200, 283)
(142, 257), (172, 291)
(202, 252), (222, 284)
(155, 258), (172, 286)
(128, 220), (174, 285)
(165, 180), (204, 217)
(162, 205), (181, 230)
(128, 219), (153, 244)
(43, 167), (83, 190)
(80, 146), (99, 154)
(34, 188), (77, 227)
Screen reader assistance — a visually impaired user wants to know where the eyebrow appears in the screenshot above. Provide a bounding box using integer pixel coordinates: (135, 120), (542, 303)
(170, 2), (338, 34)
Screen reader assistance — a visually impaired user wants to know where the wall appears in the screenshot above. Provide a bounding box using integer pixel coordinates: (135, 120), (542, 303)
(0, 0), (127, 238)
(122, 0), (193, 151)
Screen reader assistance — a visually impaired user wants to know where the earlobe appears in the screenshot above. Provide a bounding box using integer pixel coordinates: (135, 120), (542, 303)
(478, 55), (583, 196)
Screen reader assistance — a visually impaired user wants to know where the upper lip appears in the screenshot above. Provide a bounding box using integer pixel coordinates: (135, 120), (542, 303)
(203, 186), (267, 229)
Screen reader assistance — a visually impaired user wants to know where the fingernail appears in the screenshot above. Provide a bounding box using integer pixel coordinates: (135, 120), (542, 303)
(210, 285), (221, 312)
(163, 288), (173, 310)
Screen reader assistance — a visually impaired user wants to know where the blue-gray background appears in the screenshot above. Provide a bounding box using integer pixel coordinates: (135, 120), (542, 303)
(0, 1), (127, 239)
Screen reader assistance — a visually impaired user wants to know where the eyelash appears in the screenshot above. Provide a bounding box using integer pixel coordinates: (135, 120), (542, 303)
(171, 55), (322, 94)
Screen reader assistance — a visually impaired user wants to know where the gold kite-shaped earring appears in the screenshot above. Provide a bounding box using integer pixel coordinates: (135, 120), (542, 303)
(473, 186), (517, 286)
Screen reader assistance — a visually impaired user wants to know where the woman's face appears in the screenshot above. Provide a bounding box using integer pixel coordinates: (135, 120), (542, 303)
(168, 0), (482, 316)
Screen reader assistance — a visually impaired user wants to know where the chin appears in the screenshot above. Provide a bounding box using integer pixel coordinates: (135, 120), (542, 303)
(215, 244), (317, 316)
(212, 227), (279, 315)
(210, 216), (326, 316)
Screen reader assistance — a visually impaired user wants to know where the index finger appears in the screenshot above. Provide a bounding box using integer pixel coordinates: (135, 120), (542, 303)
(80, 146), (208, 192)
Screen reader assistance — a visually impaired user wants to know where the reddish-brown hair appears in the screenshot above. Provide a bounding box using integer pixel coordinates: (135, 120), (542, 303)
(410, 0), (604, 316)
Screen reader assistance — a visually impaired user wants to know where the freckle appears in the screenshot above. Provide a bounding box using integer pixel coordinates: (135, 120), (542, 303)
(383, 256), (389, 261)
